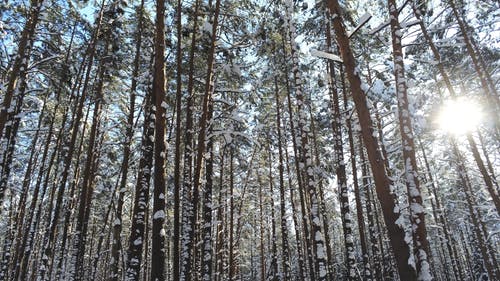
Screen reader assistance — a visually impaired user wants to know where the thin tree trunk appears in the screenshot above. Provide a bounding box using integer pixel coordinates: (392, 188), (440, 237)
(274, 76), (291, 281)
(172, 0), (185, 278)
(283, 135), (306, 280)
(284, 2), (327, 278)
(0, 193), (15, 280)
(109, 1), (143, 278)
(258, 168), (266, 281)
(359, 136), (383, 281)
(343, 84), (371, 280)
(413, 3), (500, 216)
(449, 0), (500, 110)
(38, 7), (104, 279)
(451, 142), (496, 280)
(267, 148), (279, 281)
(201, 106), (214, 281)
(72, 58), (106, 281)
(186, 1), (221, 279)
(215, 150), (225, 281)
(417, 137), (463, 281)
(12, 21), (78, 281)
(280, 30), (313, 280)
(0, 0), (43, 145)
(179, 0), (201, 279)
(228, 148), (236, 281)
(324, 37), (356, 279)
(9, 91), (47, 280)
(125, 77), (154, 281)
(466, 134), (500, 215)
(151, 0), (168, 277)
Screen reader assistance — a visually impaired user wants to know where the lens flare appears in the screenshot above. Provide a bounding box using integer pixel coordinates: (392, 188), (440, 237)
(436, 98), (483, 135)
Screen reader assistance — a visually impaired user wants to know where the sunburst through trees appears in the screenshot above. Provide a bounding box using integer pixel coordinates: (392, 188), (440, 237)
(0, 0), (499, 280)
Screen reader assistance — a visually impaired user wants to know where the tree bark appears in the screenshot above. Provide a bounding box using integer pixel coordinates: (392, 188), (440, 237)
(151, 0), (168, 278)
(388, 0), (432, 278)
(274, 76), (291, 281)
(413, 2), (500, 216)
(110, 1), (144, 279)
(326, 1), (416, 279)
(285, 1), (327, 278)
(0, 0), (43, 145)
(125, 43), (154, 281)
(72, 57), (106, 281)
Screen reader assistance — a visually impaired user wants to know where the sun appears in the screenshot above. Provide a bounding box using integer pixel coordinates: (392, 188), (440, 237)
(436, 97), (483, 135)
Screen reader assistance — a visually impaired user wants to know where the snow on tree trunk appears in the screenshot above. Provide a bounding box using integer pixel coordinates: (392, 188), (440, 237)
(151, 0), (168, 279)
(285, 1), (328, 279)
(387, 0), (432, 279)
(274, 76), (292, 281)
(71, 53), (106, 281)
(0, 0), (43, 157)
(125, 86), (153, 281)
(326, 0), (417, 280)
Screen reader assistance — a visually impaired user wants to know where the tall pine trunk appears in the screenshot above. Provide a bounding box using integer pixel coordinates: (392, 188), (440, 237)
(125, 45), (154, 281)
(326, 1), (416, 279)
(151, 0), (168, 278)
(109, 1), (144, 279)
(387, 0), (432, 278)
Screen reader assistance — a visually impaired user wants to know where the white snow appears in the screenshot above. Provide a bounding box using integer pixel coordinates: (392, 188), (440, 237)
(133, 238), (142, 246)
(153, 210), (165, 220)
(202, 21), (213, 35)
(310, 49), (343, 63)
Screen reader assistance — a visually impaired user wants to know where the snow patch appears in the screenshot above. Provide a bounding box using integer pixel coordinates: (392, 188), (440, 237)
(153, 210), (165, 220)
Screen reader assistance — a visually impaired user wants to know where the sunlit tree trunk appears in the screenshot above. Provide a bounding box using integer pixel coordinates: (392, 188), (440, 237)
(326, 0), (416, 279)
(388, 0), (432, 278)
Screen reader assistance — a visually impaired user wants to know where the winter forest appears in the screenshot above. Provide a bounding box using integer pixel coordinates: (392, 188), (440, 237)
(0, 0), (499, 280)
